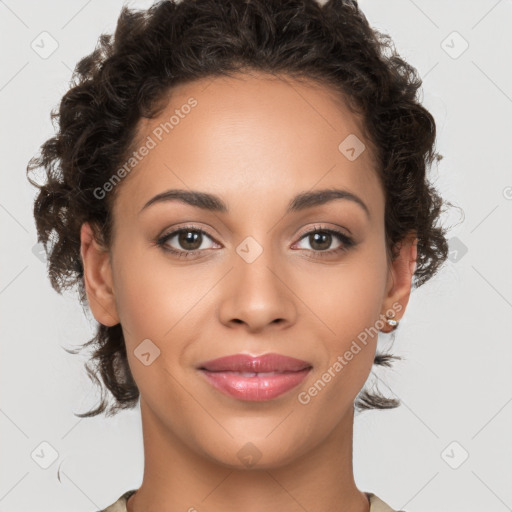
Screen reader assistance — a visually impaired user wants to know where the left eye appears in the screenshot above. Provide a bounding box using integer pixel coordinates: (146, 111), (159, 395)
(293, 228), (353, 253)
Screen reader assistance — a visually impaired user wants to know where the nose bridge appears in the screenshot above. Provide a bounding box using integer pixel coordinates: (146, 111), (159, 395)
(219, 232), (297, 330)
(234, 233), (283, 301)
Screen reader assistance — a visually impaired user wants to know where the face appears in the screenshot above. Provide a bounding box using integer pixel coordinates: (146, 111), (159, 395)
(81, 71), (415, 469)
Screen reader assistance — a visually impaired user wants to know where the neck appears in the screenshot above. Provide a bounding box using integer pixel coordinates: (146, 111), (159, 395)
(127, 399), (370, 512)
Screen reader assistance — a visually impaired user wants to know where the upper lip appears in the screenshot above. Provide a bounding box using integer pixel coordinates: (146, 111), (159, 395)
(197, 353), (312, 373)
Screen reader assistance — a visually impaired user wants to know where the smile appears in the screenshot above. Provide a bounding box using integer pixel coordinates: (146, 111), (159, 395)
(197, 353), (312, 401)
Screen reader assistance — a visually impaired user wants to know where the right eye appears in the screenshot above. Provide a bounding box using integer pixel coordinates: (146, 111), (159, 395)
(156, 225), (221, 258)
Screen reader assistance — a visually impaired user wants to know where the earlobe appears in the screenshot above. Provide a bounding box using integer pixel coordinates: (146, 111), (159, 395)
(380, 233), (418, 331)
(79, 222), (120, 327)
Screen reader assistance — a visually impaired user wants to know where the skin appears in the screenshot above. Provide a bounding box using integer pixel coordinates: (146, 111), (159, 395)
(80, 71), (417, 512)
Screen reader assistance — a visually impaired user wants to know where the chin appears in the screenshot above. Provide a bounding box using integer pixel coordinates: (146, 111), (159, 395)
(197, 433), (308, 471)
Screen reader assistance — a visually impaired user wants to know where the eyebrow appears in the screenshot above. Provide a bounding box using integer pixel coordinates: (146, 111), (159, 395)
(139, 187), (370, 219)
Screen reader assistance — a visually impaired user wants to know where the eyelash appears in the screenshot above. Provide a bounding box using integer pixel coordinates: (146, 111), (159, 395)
(155, 224), (355, 259)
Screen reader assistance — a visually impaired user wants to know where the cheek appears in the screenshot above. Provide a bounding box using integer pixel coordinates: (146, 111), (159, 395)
(295, 262), (385, 422)
(110, 244), (220, 394)
(303, 245), (388, 340)
(305, 241), (388, 384)
(110, 250), (190, 402)
(111, 241), (200, 339)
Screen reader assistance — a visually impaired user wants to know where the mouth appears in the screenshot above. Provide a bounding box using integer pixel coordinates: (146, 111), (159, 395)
(197, 353), (312, 401)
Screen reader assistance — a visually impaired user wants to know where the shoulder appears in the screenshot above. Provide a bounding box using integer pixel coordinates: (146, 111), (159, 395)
(97, 490), (137, 512)
(97, 489), (405, 512)
(366, 492), (407, 512)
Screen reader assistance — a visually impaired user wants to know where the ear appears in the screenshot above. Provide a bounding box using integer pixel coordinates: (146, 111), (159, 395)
(380, 231), (418, 333)
(79, 222), (120, 327)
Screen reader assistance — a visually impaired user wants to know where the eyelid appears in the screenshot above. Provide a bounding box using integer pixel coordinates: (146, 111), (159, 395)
(156, 222), (355, 259)
(295, 223), (352, 240)
(157, 221), (218, 238)
(157, 223), (351, 246)
(292, 224), (355, 253)
(157, 223), (219, 247)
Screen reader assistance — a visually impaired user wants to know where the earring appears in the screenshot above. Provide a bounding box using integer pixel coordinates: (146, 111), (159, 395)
(382, 311), (399, 331)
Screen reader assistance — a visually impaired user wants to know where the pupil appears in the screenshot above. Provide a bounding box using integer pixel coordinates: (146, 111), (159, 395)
(180, 230), (201, 250)
(312, 232), (330, 251)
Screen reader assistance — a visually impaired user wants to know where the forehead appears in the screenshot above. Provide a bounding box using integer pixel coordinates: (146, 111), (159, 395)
(113, 71), (383, 220)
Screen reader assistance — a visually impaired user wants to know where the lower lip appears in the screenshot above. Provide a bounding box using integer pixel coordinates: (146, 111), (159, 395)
(199, 368), (311, 401)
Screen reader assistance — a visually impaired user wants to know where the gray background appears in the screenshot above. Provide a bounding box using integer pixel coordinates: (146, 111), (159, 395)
(1, 1), (511, 511)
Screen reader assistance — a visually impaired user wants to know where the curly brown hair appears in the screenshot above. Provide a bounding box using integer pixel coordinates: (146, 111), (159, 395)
(26, 0), (451, 417)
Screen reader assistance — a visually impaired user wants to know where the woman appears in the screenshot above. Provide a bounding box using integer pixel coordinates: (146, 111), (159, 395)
(27, 0), (449, 511)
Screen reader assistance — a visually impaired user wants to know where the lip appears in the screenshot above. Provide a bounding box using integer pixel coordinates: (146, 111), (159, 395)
(197, 353), (312, 401)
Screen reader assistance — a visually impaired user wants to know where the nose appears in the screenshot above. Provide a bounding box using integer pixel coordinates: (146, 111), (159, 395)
(218, 250), (297, 333)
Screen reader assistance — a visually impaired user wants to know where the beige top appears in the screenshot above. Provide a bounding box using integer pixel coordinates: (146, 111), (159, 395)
(99, 489), (405, 512)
